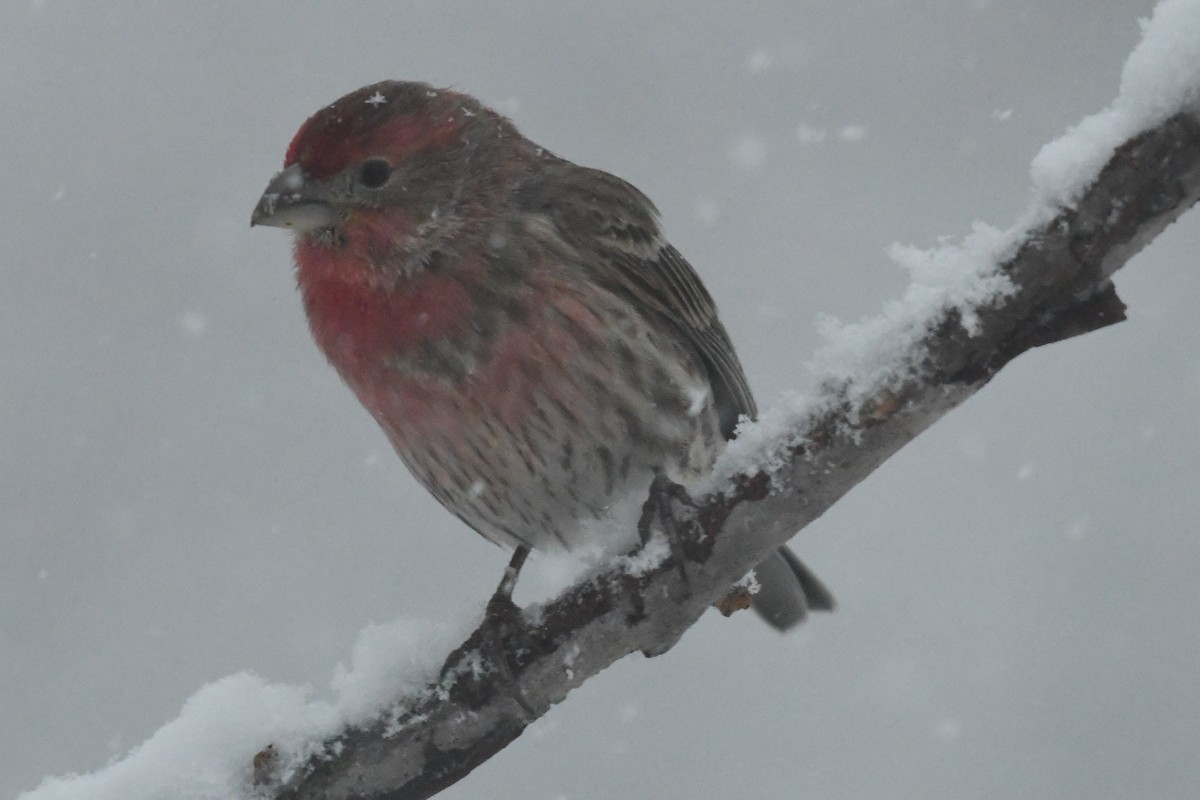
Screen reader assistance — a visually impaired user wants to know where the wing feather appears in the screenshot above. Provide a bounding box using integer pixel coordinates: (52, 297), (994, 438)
(515, 161), (756, 438)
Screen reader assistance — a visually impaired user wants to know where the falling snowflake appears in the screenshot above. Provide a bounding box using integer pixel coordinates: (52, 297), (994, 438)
(365, 92), (387, 107)
(839, 124), (867, 142)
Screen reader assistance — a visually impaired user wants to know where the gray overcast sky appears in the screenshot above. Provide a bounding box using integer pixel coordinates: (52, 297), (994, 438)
(4, 1), (1199, 798)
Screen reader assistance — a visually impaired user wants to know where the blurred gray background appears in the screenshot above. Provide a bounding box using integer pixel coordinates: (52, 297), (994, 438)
(4, 1), (1198, 798)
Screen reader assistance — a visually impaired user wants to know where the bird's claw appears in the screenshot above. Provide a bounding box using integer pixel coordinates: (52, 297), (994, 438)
(636, 474), (708, 584)
(439, 546), (540, 718)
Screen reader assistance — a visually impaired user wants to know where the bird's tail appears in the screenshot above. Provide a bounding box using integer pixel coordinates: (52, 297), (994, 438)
(750, 546), (835, 631)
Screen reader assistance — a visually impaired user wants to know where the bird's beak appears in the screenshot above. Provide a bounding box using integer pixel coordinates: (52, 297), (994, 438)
(251, 164), (338, 231)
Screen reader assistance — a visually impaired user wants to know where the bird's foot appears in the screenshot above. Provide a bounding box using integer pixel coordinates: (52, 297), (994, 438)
(440, 546), (539, 717)
(636, 474), (709, 584)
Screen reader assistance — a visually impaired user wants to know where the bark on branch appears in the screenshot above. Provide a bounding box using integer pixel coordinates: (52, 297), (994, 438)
(264, 110), (1200, 800)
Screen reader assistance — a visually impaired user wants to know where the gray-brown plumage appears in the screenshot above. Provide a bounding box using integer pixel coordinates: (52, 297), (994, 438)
(254, 80), (833, 630)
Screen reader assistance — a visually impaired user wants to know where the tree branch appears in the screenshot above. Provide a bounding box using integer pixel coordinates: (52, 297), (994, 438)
(263, 110), (1200, 800)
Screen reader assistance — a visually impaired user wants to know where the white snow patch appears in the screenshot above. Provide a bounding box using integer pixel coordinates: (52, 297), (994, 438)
(330, 619), (459, 728)
(278, 166), (304, 191)
(685, 384), (710, 417)
(18, 618), (465, 800)
(1031, 0), (1200, 208)
(734, 568), (761, 596)
(20, 674), (338, 800)
(619, 532), (670, 576)
(515, 548), (601, 606)
(807, 221), (1018, 407)
(562, 643), (582, 670)
(704, 394), (816, 492)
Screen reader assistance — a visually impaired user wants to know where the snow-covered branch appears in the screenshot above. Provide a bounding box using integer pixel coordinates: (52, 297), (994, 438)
(258, 105), (1200, 800)
(20, 3), (1200, 800)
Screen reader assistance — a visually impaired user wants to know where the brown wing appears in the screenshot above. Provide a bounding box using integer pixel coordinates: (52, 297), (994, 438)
(515, 160), (756, 438)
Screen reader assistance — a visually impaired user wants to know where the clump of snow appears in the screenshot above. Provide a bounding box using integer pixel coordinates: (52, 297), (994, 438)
(708, 217), (1019, 490)
(21, 674), (338, 800)
(330, 619), (461, 728)
(515, 547), (605, 605)
(617, 530), (670, 577)
(809, 221), (1018, 402)
(1122, 1), (1200, 117)
(1032, 0), (1200, 207)
(1030, 111), (1130, 209)
(703, 393), (818, 492)
(733, 568), (762, 596)
(685, 384), (711, 417)
(19, 618), (462, 800)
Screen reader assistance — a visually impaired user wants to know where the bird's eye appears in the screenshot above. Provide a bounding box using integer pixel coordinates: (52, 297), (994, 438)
(358, 158), (392, 189)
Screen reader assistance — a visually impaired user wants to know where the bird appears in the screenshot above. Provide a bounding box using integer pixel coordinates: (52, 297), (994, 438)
(252, 80), (833, 630)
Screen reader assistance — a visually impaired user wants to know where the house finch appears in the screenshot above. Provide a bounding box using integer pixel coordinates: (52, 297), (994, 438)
(252, 80), (833, 630)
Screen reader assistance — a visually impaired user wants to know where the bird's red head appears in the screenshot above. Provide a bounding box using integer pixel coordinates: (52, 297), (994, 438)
(251, 80), (514, 257)
(283, 81), (469, 180)
(252, 81), (524, 374)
